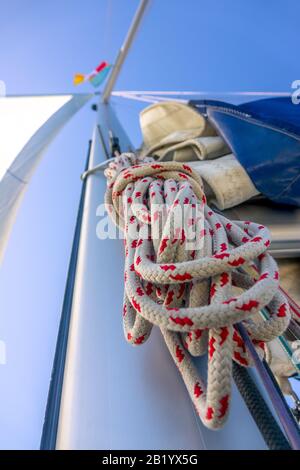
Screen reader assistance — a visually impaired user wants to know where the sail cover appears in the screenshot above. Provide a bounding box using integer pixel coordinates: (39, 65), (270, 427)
(0, 93), (91, 262)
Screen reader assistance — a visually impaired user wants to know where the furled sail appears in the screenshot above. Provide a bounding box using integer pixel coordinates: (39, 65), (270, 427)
(0, 93), (91, 262)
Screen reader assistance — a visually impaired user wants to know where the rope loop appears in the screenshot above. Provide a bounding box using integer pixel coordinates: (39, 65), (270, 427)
(105, 153), (290, 429)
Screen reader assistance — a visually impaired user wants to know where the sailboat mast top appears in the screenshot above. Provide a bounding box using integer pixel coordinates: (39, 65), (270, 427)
(102, 0), (150, 103)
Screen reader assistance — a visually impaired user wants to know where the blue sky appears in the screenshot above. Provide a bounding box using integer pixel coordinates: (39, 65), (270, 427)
(0, 0), (299, 449)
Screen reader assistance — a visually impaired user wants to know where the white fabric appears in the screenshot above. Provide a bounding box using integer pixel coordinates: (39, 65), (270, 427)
(140, 101), (216, 149)
(0, 94), (91, 262)
(0, 95), (70, 181)
(139, 101), (259, 210)
(148, 134), (229, 161)
(189, 154), (260, 210)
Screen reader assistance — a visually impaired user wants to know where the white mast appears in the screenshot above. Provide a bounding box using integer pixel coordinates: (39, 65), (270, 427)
(102, 0), (151, 103)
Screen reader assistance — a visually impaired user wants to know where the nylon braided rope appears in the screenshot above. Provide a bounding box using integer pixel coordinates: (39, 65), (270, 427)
(104, 153), (291, 430)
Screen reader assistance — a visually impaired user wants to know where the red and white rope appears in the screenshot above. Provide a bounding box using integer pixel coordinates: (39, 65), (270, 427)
(104, 153), (290, 430)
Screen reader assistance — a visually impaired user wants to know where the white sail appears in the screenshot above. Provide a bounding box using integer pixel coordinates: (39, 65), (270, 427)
(0, 93), (91, 262)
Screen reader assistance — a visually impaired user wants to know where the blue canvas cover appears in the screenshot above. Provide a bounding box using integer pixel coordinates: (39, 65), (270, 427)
(190, 98), (300, 207)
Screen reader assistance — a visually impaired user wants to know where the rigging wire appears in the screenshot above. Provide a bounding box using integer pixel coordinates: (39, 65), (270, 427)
(111, 90), (291, 105)
(113, 90), (292, 97)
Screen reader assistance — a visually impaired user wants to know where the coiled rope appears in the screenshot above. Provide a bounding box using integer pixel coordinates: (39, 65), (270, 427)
(105, 153), (290, 430)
